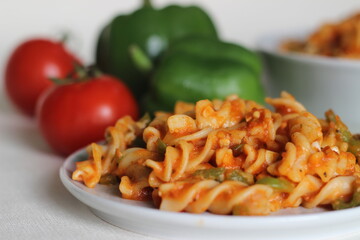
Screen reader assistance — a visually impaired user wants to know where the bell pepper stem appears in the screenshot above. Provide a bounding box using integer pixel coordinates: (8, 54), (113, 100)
(143, 0), (153, 8)
(129, 44), (153, 74)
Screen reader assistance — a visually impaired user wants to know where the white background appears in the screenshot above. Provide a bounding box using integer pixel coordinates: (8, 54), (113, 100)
(1, 0), (360, 87)
(1, 0), (360, 114)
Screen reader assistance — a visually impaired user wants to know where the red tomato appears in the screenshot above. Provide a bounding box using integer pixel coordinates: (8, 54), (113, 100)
(5, 39), (80, 116)
(36, 74), (139, 156)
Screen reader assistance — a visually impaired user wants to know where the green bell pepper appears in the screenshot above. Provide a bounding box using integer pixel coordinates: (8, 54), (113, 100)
(96, 0), (218, 99)
(144, 36), (265, 112)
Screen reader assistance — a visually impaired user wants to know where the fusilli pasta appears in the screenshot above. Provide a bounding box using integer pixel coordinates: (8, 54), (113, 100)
(72, 92), (360, 215)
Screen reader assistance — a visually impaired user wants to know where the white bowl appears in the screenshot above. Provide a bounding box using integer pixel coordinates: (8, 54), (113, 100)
(258, 32), (360, 133)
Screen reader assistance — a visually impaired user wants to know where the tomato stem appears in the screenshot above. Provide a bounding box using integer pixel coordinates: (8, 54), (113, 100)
(51, 64), (103, 85)
(50, 77), (74, 85)
(74, 63), (87, 79)
(87, 65), (103, 78)
(60, 33), (69, 44)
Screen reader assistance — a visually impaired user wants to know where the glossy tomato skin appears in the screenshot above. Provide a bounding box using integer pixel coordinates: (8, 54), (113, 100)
(5, 39), (80, 116)
(36, 75), (139, 156)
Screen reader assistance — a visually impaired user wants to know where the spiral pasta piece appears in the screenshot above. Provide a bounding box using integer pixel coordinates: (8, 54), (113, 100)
(195, 95), (246, 129)
(268, 111), (324, 182)
(72, 143), (103, 188)
(308, 147), (356, 182)
(284, 175), (323, 207)
(304, 176), (355, 208)
(266, 91), (306, 114)
(145, 141), (194, 184)
(159, 180), (274, 215)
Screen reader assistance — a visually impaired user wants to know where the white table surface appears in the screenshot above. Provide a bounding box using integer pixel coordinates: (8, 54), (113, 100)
(1, 87), (360, 240)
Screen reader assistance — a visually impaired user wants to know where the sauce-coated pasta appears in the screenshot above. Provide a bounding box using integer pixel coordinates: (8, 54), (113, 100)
(281, 13), (360, 59)
(72, 92), (360, 215)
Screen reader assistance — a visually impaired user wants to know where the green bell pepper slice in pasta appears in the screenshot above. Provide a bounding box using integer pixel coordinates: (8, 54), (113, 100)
(99, 174), (119, 185)
(225, 169), (254, 185)
(325, 110), (352, 142)
(332, 188), (360, 210)
(231, 144), (244, 157)
(193, 168), (225, 182)
(256, 177), (294, 193)
(156, 138), (167, 155)
(326, 110), (360, 161)
(232, 204), (251, 216)
(193, 168), (254, 185)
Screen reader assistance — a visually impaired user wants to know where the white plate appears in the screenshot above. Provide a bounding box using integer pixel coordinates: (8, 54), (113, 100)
(60, 148), (360, 240)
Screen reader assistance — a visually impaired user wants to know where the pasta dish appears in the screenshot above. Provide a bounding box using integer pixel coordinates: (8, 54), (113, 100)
(281, 12), (360, 59)
(72, 92), (360, 215)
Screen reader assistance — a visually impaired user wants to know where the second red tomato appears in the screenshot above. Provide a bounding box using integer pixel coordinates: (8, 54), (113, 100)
(36, 74), (139, 156)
